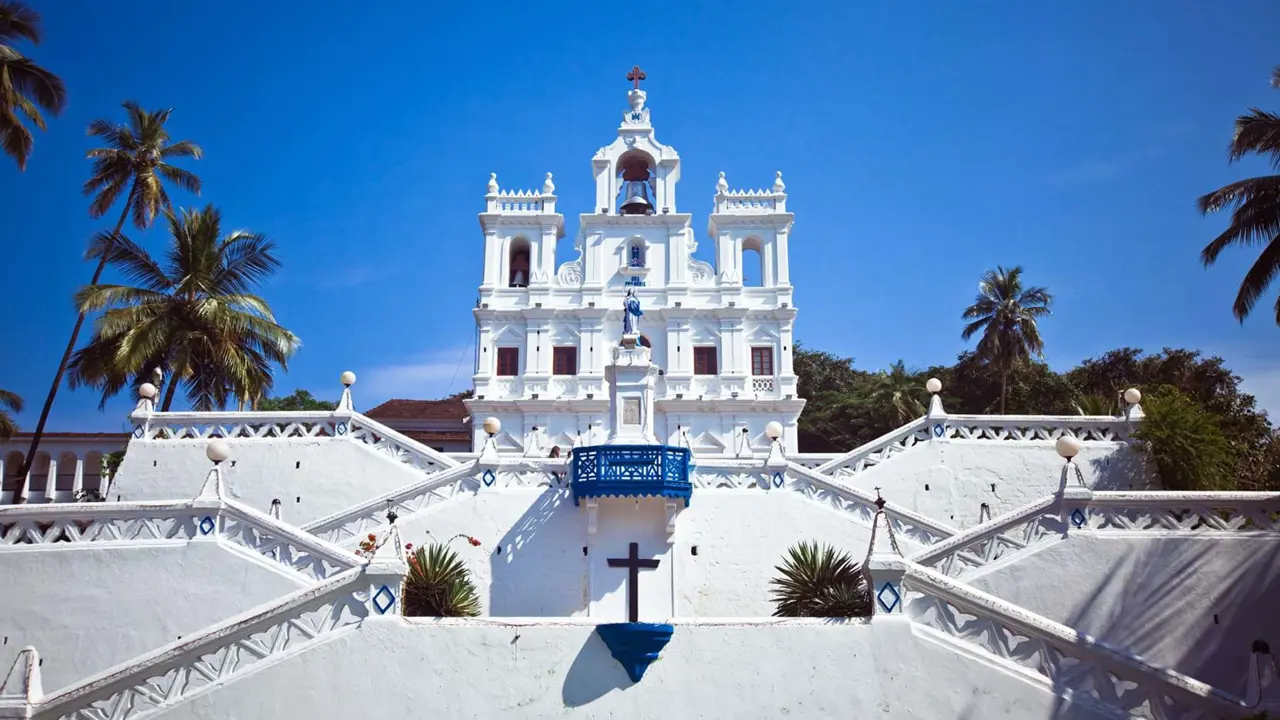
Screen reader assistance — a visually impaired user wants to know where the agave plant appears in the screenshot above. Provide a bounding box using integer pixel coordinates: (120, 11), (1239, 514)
(403, 542), (482, 617)
(1073, 394), (1117, 416)
(769, 540), (871, 618)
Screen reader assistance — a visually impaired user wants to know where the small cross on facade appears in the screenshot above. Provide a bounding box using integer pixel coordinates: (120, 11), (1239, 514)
(607, 542), (661, 622)
(627, 65), (647, 91)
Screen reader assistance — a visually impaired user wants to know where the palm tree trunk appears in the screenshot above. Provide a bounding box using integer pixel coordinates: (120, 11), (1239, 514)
(999, 370), (1008, 415)
(19, 197), (135, 487)
(160, 373), (180, 412)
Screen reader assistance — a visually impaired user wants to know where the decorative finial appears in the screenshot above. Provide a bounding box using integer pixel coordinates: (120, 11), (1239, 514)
(716, 171), (728, 193)
(385, 499), (398, 525)
(543, 172), (555, 195)
(773, 171), (785, 193)
(873, 487), (886, 511)
(487, 173), (499, 194)
(627, 65), (647, 90)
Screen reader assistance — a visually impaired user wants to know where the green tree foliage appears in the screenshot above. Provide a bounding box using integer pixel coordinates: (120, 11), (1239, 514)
(0, 0), (65, 169)
(870, 360), (928, 425)
(1198, 65), (1280, 325)
(1132, 386), (1236, 491)
(769, 541), (871, 618)
(0, 388), (22, 440)
(257, 390), (337, 412)
(796, 345), (1278, 489)
(960, 266), (1053, 413)
(66, 205), (299, 412)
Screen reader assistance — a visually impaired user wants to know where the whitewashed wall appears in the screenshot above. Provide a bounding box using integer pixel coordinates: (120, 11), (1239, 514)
(832, 442), (1147, 528)
(969, 533), (1280, 695)
(390, 488), (890, 618)
(154, 619), (1110, 719)
(0, 544), (299, 693)
(116, 439), (425, 523)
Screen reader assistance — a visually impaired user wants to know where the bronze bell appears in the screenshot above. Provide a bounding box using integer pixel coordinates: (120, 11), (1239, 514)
(619, 180), (653, 215)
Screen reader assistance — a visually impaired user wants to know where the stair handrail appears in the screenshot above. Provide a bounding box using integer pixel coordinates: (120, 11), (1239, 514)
(346, 412), (461, 469)
(908, 495), (1061, 575)
(813, 416), (928, 475)
(302, 461), (478, 544)
(34, 567), (366, 718)
(783, 461), (955, 546)
(905, 561), (1249, 716)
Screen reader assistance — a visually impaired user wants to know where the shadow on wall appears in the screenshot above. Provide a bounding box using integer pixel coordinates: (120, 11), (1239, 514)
(1050, 536), (1280, 715)
(488, 489), (587, 616)
(561, 629), (634, 707)
(1084, 446), (1157, 491)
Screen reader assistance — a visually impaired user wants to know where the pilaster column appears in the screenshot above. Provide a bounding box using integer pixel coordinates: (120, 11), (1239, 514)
(72, 457), (84, 499)
(775, 225), (791, 287)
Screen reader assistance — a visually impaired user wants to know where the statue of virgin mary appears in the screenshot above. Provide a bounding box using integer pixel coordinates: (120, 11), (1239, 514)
(623, 288), (643, 335)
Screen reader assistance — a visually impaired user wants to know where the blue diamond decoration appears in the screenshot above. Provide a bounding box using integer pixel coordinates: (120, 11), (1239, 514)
(877, 581), (901, 613)
(1070, 508), (1087, 529)
(132, 425), (145, 439)
(199, 516), (215, 535)
(933, 423), (944, 437)
(482, 469), (496, 487)
(771, 472), (784, 488)
(373, 585), (395, 615)
(336, 422), (348, 436)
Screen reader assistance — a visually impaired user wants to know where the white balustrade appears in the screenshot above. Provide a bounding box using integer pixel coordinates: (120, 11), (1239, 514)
(944, 415), (1130, 442)
(905, 562), (1247, 718)
(782, 462), (955, 547)
(0, 503), (201, 547)
(1066, 491), (1280, 534)
(135, 412), (342, 442)
(36, 568), (372, 720)
(813, 417), (930, 478)
(750, 376), (776, 394)
(909, 496), (1065, 578)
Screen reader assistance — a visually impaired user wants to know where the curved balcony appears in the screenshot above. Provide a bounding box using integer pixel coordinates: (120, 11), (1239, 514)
(569, 445), (692, 506)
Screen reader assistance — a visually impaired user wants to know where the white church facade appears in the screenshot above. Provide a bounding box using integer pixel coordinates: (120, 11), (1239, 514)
(468, 77), (803, 457)
(0, 77), (1278, 719)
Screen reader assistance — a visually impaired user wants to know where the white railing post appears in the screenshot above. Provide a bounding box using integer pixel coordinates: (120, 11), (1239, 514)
(865, 492), (907, 618)
(0, 646), (41, 718)
(363, 523), (408, 620)
(925, 377), (948, 443)
(192, 440), (231, 541)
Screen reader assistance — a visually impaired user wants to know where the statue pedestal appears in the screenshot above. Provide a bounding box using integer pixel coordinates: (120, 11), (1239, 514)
(606, 344), (658, 445)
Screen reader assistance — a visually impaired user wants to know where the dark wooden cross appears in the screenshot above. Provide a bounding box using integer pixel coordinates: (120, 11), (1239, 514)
(627, 65), (647, 91)
(607, 542), (660, 623)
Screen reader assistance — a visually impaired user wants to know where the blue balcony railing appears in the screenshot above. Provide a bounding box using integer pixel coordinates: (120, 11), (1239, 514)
(570, 445), (693, 505)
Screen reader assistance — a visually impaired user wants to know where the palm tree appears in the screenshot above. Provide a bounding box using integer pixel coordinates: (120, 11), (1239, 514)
(961, 265), (1053, 414)
(22, 103), (200, 473)
(0, 388), (22, 440)
(66, 205), (299, 412)
(1198, 65), (1280, 326)
(870, 359), (927, 424)
(0, 1), (66, 169)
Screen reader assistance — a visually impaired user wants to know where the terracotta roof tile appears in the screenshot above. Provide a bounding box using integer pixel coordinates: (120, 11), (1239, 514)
(403, 431), (471, 444)
(364, 397), (469, 421)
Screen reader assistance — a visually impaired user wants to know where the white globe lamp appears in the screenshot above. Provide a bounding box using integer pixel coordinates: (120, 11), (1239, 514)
(765, 421), (784, 440)
(925, 378), (942, 394)
(1055, 435), (1082, 460)
(340, 371), (357, 387)
(482, 417), (502, 437)
(1123, 388), (1142, 405)
(206, 439), (232, 465)
(138, 383), (158, 400)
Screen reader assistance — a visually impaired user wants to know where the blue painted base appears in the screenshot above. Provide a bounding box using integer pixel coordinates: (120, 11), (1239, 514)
(595, 622), (674, 683)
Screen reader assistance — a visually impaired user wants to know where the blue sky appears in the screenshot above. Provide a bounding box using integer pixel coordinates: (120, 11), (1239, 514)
(3, 1), (1280, 432)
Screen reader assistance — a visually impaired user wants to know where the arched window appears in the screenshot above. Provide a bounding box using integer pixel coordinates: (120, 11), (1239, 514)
(2, 451), (24, 496)
(84, 451), (104, 494)
(508, 237), (531, 288)
(28, 452), (50, 501)
(56, 451), (77, 502)
(742, 237), (765, 287)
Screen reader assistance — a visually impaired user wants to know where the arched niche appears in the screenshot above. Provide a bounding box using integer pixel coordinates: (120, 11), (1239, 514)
(508, 237), (531, 288)
(2, 450), (24, 493)
(742, 236), (766, 287)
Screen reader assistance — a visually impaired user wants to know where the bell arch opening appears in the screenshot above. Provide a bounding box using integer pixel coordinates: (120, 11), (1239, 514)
(508, 237), (531, 288)
(742, 236), (765, 287)
(616, 150), (656, 215)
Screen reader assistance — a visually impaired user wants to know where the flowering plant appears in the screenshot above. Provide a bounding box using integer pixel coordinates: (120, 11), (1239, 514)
(357, 530), (484, 617)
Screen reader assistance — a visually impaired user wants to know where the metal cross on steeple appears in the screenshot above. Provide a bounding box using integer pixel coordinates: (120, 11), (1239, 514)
(627, 65), (647, 91)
